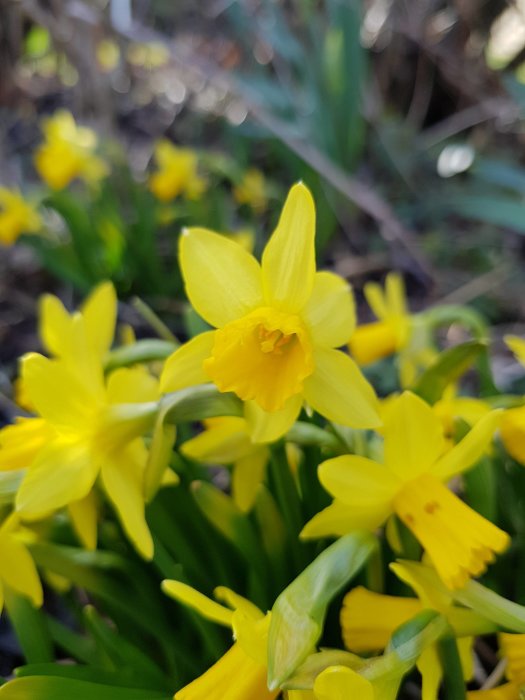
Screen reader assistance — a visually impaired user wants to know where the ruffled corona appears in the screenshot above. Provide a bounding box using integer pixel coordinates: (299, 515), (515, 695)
(205, 307), (314, 412)
(394, 473), (510, 589)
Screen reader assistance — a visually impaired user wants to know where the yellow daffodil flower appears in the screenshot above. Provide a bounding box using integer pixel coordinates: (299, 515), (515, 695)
(0, 513), (42, 612)
(0, 188), (41, 245)
(341, 560), (494, 700)
(162, 580), (278, 699)
(348, 273), (436, 387)
(348, 272), (410, 366)
(149, 140), (206, 202)
(181, 417), (269, 512)
(301, 391), (508, 589)
(500, 335), (525, 465)
(233, 169), (268, 213)
(161, 183), (380, 442)
(0, 356), (158, 559)
(34, 110), (108, 190)
(37, 281), (117, 387)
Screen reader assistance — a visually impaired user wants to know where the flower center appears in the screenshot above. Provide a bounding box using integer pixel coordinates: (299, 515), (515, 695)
(204, 307), (314, 412)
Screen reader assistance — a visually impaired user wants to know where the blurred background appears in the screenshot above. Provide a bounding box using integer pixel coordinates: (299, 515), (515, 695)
(2, 0), (525, 381)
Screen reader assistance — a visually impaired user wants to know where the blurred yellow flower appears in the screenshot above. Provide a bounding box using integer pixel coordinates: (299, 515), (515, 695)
(149, 140), (206, 202)
(302, 391), (507, 589)
(161, 183), (379, 443)
(0, 513), (42, 612)
(34, 110), (108, 190)
(0, 188), (41, 245)
(234, 169), (268, 213)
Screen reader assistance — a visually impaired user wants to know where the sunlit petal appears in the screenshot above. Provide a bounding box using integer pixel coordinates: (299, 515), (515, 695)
(262, 183), (315, 313)
(160, 331), (215, 393)
(303, 347), (380, 429)
(302, 271), (356, 348)
(180, 227), (262, 328)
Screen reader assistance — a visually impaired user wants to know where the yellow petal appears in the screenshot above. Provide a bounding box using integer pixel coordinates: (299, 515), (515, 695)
(0, 418), (55, 471)
(364, 281), (388, 319)
(160, 331), (215, 393)
(341, 586), (421, 652)
(303, 347), (381, 429)
(162, 580), (233, 627)
(39, 294), (72, 358)
(390, 561), (452, 611)
(385, 272), (407, 316)
(417, 647), (442, 700)
(300, 499), (388, 539)
(16, 442), (98, 519)
(180, 227), (262, 328)
(500, 633), (525, 685)
(21, 354), (99, 429)
(175, 641), (277, 700)
(0, 530), (43, 607)
(82, 281), (117, 359)
(244, 395), (302, 443)
(384, 392), (445, 482)
(318, 455), (399, 506)
(500, 406), (525, 466)
(232, 449), (269, 512)
(314, 666), (374, 700)
(214, 587), (264, 620)
(181, 417), (254, 464)
(505, 335), (525, 367)
(434, 409), (502, 480)
(302, 271), (356, 348)
(100, 443), (153, 560)
(68, 491), (98, 550)
(106, 366), (159, 404)
(262, 183), (316, 313)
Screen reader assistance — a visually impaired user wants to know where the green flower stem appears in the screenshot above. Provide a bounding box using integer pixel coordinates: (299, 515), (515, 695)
(437, 632), (467, 700)
(269, 442), (307, 571)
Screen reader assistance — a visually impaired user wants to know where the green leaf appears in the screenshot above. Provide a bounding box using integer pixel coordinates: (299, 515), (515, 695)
(267, 531), (376, 688)
(413, 341), (486, 404)
(447, 194), (525, 234)
(105, 340), (177, 373)
(82, 606), (173, 690)
(4, 589), (53, 664)
(0, 677), (171, 700)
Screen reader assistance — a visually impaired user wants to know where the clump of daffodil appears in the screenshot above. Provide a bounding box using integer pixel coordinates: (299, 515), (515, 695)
(500, 335), (525, 466)
(0, 512), (43, 612)
(162, 579), (278, 699)
(161, 183), (380, 442)
(341, 560), (496, 699)
(301, 391), (508, 589)
(233, 168), (268, 213)
(34, 110), (108, 190)
(0, 283), (159, 557)
(149, 140), (206, 202)
(348, 272), (436, 387)
(0, 188), (41, 245)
